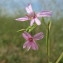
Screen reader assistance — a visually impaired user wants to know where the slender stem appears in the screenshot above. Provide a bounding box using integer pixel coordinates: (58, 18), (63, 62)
(46, 28), (49, 63)
(42, 18), (51, 63)
(55, 52), (63, 63)
(46, 21), (51, 63)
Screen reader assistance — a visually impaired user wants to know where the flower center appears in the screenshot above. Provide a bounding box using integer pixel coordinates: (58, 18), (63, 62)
(26, 12), (36, 20)
(29, 38), (33, 42)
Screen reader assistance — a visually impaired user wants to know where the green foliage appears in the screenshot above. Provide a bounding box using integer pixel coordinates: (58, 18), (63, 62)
(0, 17), (63, 63)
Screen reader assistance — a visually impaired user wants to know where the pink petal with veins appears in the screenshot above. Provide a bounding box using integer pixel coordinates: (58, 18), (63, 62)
(31, 41), (38, 50)
(35, 18), (41, 25)
(26, 4), (33, 14)
(23, 41), (31, 51)
(30, 19), (35, 26)
(23, 41), (28, 48)
(16, 16), (29, 21)
(33, 32), (44, 40)
(22, 31), (32, 40)
(37, 11), (52, 17)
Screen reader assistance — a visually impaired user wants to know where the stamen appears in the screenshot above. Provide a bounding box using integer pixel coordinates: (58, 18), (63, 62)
(29, 38), (33, 42)
(26, 12), (36, 20)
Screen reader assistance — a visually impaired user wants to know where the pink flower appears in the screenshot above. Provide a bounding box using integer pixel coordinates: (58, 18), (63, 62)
(22, 31), (44, 51)
(16, 4), (51, 26)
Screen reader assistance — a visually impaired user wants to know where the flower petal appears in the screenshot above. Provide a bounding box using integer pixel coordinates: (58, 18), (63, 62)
(22, 31), (32, 40)
(23, 41), (28, 48)
(23, 41), (31, 51)
(37, 11), (52, 17)
(35, 18), (41, 25)
(31, 41), (38, 50)
(26, 4), (33, 14)
(30, 19), (35, 26)
(33, 32), (44, 40)
(16, 16), (29, 21)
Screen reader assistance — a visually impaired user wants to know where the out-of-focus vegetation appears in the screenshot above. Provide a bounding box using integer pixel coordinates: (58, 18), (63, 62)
(0, 0), (63, 63)
(0, 16), (63, 63)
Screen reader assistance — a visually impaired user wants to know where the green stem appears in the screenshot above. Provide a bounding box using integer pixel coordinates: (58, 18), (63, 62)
(55, 52), (63, 63)
(46, 21), (51, 63)
(26, 24), (37, 32)
(46, 28), (49, 63)
(42, 18), (51, 63)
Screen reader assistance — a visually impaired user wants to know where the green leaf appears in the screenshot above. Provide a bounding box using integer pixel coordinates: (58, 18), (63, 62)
(56, 52), (63, 63)
(48, 21), (51, 31)
(27, 24), (37, 32)
(17, 29), (25, 32)
(26, 26), (32, 32)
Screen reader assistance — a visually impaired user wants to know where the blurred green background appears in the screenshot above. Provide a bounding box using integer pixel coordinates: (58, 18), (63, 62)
(0, 0), (63, 63)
